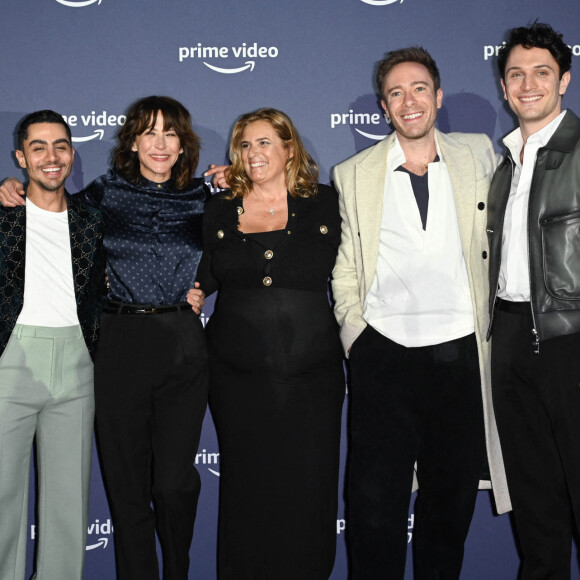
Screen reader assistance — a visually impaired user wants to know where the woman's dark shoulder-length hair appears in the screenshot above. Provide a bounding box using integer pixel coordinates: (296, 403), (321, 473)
(112, 96), (201, 190)
(227, 107), (318, 200)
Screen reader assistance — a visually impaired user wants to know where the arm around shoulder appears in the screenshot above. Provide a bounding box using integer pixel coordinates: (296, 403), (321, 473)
(196, 192), (227, 297)
(0, 177), (26, 207)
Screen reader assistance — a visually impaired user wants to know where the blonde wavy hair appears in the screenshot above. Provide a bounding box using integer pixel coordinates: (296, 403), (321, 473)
(226, 108), (318, 199)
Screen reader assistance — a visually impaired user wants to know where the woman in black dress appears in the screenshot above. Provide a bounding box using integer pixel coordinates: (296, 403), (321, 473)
(198, 108), (345, 579)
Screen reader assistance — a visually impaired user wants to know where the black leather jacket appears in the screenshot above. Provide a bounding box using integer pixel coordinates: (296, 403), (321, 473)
(488, 110), (580, 342)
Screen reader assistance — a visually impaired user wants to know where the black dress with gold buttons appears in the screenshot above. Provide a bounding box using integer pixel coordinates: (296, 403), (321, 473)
(198, 184), (345, 580)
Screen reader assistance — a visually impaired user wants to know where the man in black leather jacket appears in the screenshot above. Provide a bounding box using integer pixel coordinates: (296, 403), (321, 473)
(487, 22), (580, 580)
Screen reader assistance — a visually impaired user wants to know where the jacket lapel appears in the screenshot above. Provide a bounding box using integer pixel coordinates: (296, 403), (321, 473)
(66, 194), (88, 306)
(355, 135), (394, 293)
(0, 206), (26, 294)
(437, 130), (476, 265)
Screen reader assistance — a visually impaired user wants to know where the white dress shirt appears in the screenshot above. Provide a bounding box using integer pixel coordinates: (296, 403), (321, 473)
(363, 135), (474, 348)
(498, 110), (567, 302)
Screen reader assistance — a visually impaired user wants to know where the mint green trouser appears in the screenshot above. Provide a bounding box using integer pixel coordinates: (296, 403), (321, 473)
(0, 324), (94, 580)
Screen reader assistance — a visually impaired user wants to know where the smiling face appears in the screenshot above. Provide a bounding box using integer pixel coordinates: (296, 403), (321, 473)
(501, 45), (571, 138)
(15, 122), (74, 194)
(240, 120), (292, 189)
(131, 112), (183, 183)
(380, 61), (442, 145)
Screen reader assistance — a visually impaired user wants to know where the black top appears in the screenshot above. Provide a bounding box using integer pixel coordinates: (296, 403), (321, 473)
(395, 155), (439, 230)
(83, 170), (208, 305)
(197, 184), (341, 296)
(245, 229), (285, 245)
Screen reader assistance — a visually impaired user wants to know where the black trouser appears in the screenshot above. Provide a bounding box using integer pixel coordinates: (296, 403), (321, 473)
(492, 303), (580, 580)
(347, 326), (485, 580)
(95, 307), (209, 580)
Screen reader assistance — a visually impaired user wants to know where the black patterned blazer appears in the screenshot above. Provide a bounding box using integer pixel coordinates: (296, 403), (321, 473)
(0, 193), (107, 361)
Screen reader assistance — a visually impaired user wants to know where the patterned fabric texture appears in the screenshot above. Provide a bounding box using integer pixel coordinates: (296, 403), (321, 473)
(0, 193), (107, 360)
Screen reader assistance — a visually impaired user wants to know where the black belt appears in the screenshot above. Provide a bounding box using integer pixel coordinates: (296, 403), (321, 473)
(104, 301), (190, 315)
(496, 298), (531, 314)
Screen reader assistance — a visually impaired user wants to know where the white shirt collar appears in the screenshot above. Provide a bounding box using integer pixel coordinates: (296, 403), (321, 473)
(503, 110), (567, 168)
(387, 133), (442, 172)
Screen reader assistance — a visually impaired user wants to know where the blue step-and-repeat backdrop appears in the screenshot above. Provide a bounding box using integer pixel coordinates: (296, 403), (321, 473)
(2, 1), (580, 578)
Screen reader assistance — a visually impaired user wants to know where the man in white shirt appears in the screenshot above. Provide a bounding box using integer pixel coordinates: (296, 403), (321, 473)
(0, 110), (105, 580)
(487, 22), (580, 579)
(332, 47), (510, 579)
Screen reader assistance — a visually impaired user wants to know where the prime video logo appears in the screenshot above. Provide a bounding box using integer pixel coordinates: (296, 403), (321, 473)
(61, 111), (126, 143)
(330, 109), (388, 141)
(30, 518), (113, 550)
(178, 42), (279, 74)
(483, 41), (580, 60)
(54, 0), (101, 6)
(196, 448), (220, 477)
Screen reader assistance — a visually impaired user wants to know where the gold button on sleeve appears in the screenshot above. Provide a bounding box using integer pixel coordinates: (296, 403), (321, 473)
(320, 225), (328, 234)
(217, 230), (224, 239)
(262, 276), (272, 286)
(264, 250), (274, 260)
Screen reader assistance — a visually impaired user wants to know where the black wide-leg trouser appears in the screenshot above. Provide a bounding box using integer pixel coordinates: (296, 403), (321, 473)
(95, 307), (209, 580)
(492, 303), (580, 580)
(347, 325), (485, 580)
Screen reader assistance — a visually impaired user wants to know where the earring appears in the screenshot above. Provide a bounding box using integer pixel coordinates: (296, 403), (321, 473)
(384, 113), (391, 124)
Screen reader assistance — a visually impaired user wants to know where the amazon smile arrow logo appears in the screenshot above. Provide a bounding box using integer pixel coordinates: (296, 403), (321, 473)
(86, 538), (108, 550)
(354, 128), (387, 141)
(55, 0), (102, 6)
(72, 129), (104, 143)
(203, 61), (255, 74)
(360, 0), (403, 4)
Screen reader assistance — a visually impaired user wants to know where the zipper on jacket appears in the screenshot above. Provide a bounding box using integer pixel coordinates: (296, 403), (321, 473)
(531, 328), (540, 354)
